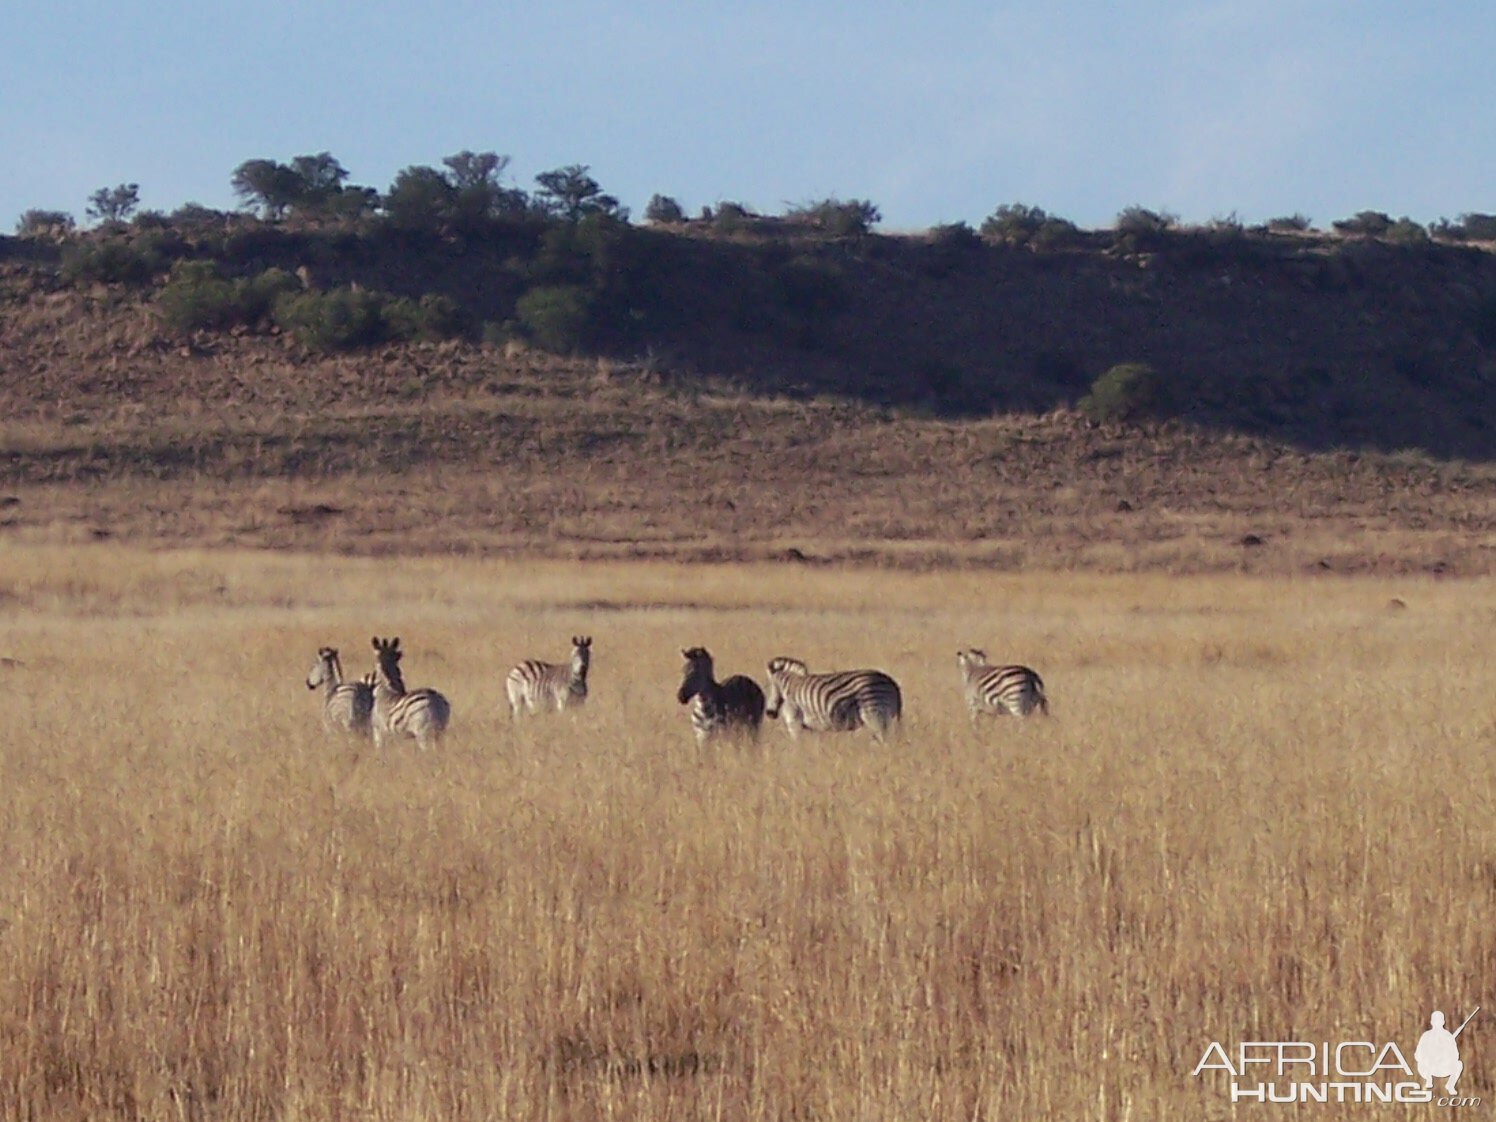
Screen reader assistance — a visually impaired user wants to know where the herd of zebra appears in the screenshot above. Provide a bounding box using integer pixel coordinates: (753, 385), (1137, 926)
(305, 635), (1049, 750)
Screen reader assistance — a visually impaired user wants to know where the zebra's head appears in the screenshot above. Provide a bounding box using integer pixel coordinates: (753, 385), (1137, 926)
(371, 636), (407, 694)
(763, 656), (807, 719)
(956, 648), (989, 678)
(307, 646), (341, 690)
(677, 646), (714, 704)
(570, 636), (592, 681)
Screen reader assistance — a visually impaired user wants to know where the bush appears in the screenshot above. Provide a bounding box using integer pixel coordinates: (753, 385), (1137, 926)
(60, 237), (164, 286)
(787, 198), (881, 237)
(711, 202), (753, 236)
(1267, 214), (1312, 233)
(981, 204), (1080, 249)
(156, 262), (299, 333)
(15, 209), (75, 238)
(168, 203), (232, 232)
(981, 203), (1048, 244)
(644, 194), (686, 224)
(157, 261), (244, 332)
(1113, 206), (1177, 253)
(272, 287), (389, 351)
(1332, 210), (1392, 237)
(1453, 213), (1496, 241)
(928, 221), (981, 249)
(515, 284), (595, 352)
(383, 293), (467, 342)
(1385, 217), (1430, 247)
(1078, 362), (1165, 423)
(236, 268), (300, 322)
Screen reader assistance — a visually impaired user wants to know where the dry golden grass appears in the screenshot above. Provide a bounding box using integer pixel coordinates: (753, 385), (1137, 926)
(2, 544), (1493, 1119)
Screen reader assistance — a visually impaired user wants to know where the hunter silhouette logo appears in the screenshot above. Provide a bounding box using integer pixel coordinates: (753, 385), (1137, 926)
(1417, 1008), (1478, 1096)
(1193, 1006), (1481, 1106)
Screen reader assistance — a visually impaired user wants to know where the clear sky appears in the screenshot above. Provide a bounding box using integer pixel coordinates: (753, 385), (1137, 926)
(5, 1), (1494, 233)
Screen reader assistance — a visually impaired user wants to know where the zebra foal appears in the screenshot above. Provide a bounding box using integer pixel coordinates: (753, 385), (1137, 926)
(677, 647), (765, 746)
(369, 636), (452, 750)
(956, 649), (1048, 721)
(305, 646), (374, 737)
(764, 656), (902, 743)
(506, 635), (591, 718)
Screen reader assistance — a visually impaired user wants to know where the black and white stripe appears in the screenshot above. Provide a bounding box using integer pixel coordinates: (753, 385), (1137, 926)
(763, 656), (902, 742)
(370, 636), (452, 749)
(677, 646), (766, 746)
(305, 646), (374, 738)
(506, 635), (591, 718)
(956, 649), (1047, 720)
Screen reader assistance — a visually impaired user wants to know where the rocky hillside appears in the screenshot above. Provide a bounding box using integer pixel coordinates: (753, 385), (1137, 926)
(1, 219), (1493, 573)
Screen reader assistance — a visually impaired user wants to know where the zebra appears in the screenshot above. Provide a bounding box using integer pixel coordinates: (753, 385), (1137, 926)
(763, 656), (902, 742)
(506, 635), (591, 718)
(369, 636), (452, 749)
(677, 646), (766, 746)
(956, 649), (1048, 721)
(305, 646), (374, 738)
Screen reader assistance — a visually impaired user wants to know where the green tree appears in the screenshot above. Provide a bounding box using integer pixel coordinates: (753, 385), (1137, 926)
(534, 165), (624, 222)
(231, 159), (304, 217)
(442, 150), (528, 225)
(383, 166), (458, 232)
(231, 153), (356, 218)
(86, 183), (140, 225)
(289, 152), (349, 201)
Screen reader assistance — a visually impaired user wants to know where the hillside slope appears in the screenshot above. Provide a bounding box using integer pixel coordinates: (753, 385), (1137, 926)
(1, 227), (1494, 573)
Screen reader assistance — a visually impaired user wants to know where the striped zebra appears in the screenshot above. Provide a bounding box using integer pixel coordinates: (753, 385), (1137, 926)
(956, 649), (1048, 721)
(763, 656), (903, 742)
(506, 635), (591, 718)
(369, 636), (452, 750)
(677, 647), (766, 746)
(305, 646), (374, 737)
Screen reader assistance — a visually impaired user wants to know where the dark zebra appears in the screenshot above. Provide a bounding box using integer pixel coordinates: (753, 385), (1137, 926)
(506, 635), (591, 718)
(677, 646), (766, 746)
(956, 649), (1048, 721)
(305, 646), (374, 738)
(369, 636), (452, 749)
(763, 656), (902, 742)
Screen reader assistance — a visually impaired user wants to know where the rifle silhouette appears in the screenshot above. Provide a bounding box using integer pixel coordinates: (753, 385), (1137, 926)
(1453, 1006), (1480, 1038)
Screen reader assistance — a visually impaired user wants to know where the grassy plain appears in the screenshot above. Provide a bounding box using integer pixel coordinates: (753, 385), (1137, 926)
(1, 544), (1492, 1120)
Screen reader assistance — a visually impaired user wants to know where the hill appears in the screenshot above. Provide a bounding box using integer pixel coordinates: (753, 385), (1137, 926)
(1, 217), (1493, 573)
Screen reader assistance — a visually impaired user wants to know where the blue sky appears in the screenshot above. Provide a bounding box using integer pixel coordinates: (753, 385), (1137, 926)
(4, 1), (1493, 233)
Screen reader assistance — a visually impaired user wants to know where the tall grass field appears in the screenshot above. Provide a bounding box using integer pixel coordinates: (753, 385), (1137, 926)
(1, 545), (1491, 1119)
